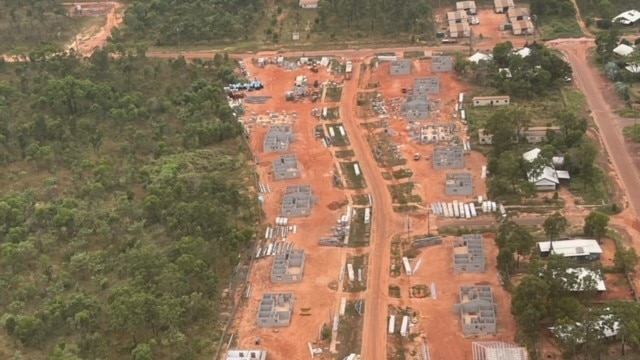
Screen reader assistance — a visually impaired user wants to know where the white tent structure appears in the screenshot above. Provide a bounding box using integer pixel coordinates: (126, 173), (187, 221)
(612, 10), (640, 25)
(613, 43), (635, 57)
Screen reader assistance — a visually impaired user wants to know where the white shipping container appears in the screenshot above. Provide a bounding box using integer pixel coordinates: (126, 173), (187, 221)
(464, 204), (471, 219)
(492, 202), (497, 212)
(461, 110), (466, 120)
(453, 201), (460, 217)
(338, 126), (346, 137)
(448, 203), (455, 217)
(402, 257), (412, 276)
(459, 92), (464, 103)
(329, 127), (336, 137)
(388, 315), (396, 334)
(443, 203), (450, 217)
(347, 264), (355, 281)
(354, 163), (361, 176)
(459, 202), (465, 218)
(401, 316), (410, 337)
(478, 196), (483, 204)
(469, 203), (477, 217)
(340, 298), (347, 316)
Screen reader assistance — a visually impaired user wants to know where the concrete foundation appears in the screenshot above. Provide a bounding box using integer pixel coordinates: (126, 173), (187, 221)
(453, 234), (485, 273)
(257, 293), (295, 328)
(445, 173), (473, 196)
(433, 146), (465, 169)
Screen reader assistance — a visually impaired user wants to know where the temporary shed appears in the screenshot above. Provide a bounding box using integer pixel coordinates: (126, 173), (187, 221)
(537, 239), (603, 260)
(522, 147), (541, 162)
(613, 43), (635, 57)
(507, 7), (530, 22)
(472, 95), (510, 107)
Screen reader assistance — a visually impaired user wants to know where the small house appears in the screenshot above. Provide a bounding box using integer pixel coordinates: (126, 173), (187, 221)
(456, 0), (477, 14)
(449, 21), (471, 38)
(613, 43), (635, 57)
(512, 19), (534, 35)
(523, 126), (560, 143)
(612, 10), (640, 25)
(472, 95), (510, 107)
(469, 52), (493, 64)
(299, 0), (319, 8)
(507, 7), (530, 22)
(447, 10), (469, 23)
(494, 0), (514, 13)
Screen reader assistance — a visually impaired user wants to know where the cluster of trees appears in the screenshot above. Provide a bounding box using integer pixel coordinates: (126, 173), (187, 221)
(457, 42), (573, 99)
(597, 29), (640, 101)
(316, 0), (433, 38)
(0, 0), (83, 53)
(0, 47), (256, 359)
(500, 210), (640, 358)
(122, 0), (263, 45)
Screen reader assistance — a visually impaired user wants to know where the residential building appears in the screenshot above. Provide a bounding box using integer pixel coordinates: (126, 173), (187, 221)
(456, 0), (477, 14)
(447, 10), (469, 23)
(523, 126), (560, 143)
(537, 239), (603, 260)
(469, 52), (493, 64)
(507, 7), (530, 22)
(512, 20), (534, 35)
(299, 0), (319, 8)
(613, 43), (635, 57)
(494, 0), (514, 13)
(612, 9), (640, 25)
(449, 20), (471, 38)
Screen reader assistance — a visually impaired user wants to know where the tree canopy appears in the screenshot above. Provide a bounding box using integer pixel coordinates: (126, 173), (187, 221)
(0, 48), (256, 359)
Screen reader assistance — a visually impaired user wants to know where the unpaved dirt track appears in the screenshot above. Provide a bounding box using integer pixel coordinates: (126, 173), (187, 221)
(549, 38), (640, 218)
(64, 2), (124, 56)
(340, 61), (403, 360)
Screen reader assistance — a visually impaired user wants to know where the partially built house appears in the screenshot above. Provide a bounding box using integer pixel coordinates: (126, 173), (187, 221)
(433, 145), (465, 169)
(256, 293), (295, 328)
(273, 154), (301, 180)
(454, 286), (497, 335)
(281, 185), (315, 217)
(432, 56), (453, 72)
(226, 350), (268, 360)
(401, 95), (430, 120)
(420, 124), (453, 143)
(446, 173), (473, 196)
(453, 234), (485, 272)
(390, 60), (411, 75)
(414, 77), (440, 94)
(471, 342), (527, 360)
(264, 125), (294, 153)
(271, 248), (305, 283)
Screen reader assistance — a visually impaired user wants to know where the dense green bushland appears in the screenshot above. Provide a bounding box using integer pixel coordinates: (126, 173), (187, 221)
(0, 49), (257, 359)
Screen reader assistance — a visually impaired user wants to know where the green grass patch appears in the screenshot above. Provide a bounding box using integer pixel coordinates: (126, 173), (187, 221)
(403, 51), (424, 58)
(352, 194), (371, 205)
(341, 162), (367, 189)
(562, 88), (587, 113)
(344, 255), (368, 292)
(335, 149), (355, 159)
(325, 107), (340, 120)
(348, 207), (371, 247)
(336, 300), (366, 359)
(617, 108), (640, 119)
(326, 124), (350, 147)
(539, 17), (584, 40)
(392, 168), (414, 179)
(568, 168), (611, 204)
(368, 133), (406, 167)
(624, 124), (640, 143)
(326, 85), (343, 102)
(389, 285), (401, 298)
(388, 183), (421, 204)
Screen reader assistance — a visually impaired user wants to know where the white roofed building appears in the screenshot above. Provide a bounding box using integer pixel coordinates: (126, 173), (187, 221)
(613, 43), (635, 57)
(564, 268), (606, 292)
(537, 239), (603, 260)
(469, 52), (493, 63)
(226, 350), (267, 360)
(612, 10), (640, 25)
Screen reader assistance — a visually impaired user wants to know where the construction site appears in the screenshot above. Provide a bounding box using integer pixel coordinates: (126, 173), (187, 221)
(226, 51), (512, 360)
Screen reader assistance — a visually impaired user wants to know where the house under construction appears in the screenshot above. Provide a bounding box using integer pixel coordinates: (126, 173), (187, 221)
(271, 248), (305, 283)
(453, 234), (485, 273)
(264, 125), (294, 153)
(273, 154), (301, 180)
(256, 293), (295, 328)
(281, 185), (315, 217)
(453, 286), (497, 335)
(471, 342), (527, 360)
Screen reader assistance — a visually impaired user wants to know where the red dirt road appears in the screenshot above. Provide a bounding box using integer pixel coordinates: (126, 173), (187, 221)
(341, 60), (404, 360)
(548, 38), (640, 219)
